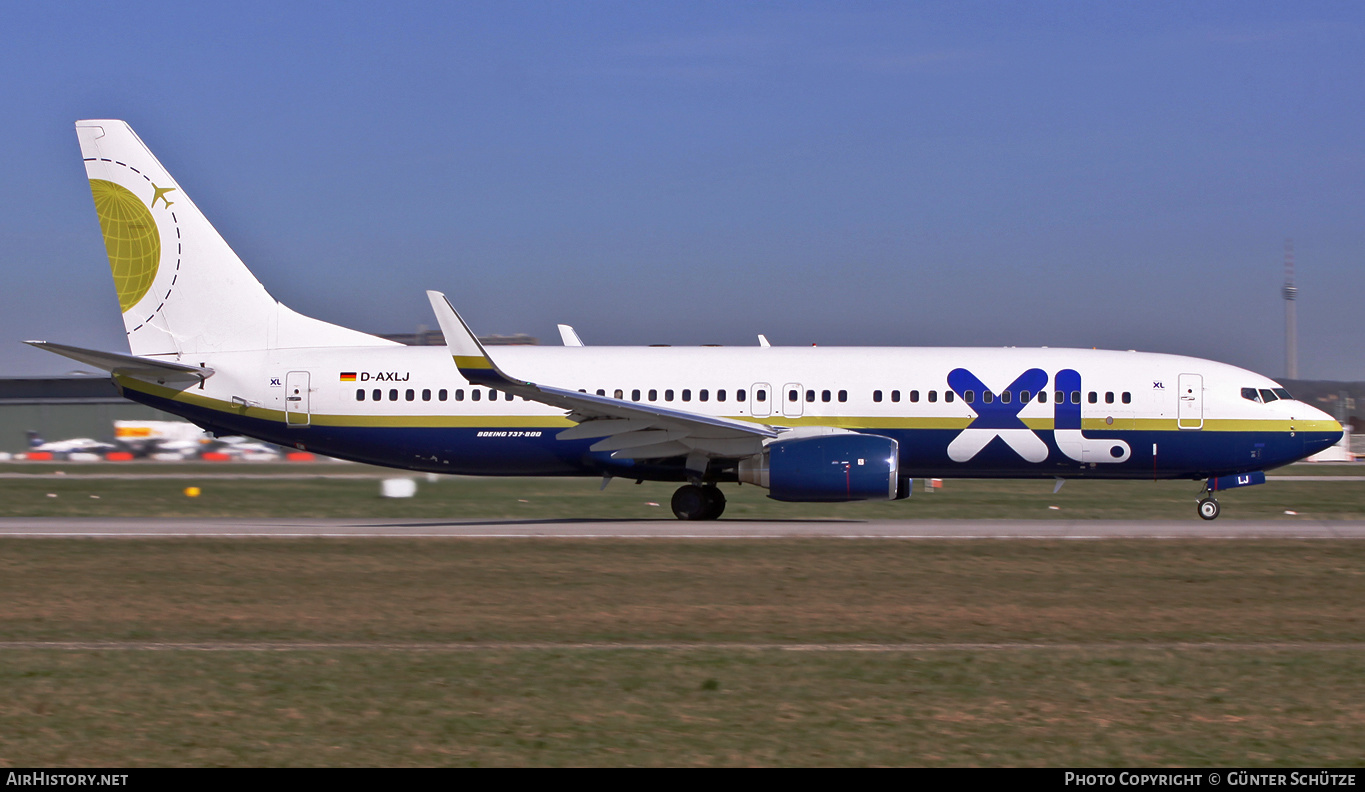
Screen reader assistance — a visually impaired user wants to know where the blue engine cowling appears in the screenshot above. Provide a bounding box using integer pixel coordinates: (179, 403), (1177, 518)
(739, 433), (901, 502)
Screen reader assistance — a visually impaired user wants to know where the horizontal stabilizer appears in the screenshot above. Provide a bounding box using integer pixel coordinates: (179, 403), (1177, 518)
(24, 341), (213, 383)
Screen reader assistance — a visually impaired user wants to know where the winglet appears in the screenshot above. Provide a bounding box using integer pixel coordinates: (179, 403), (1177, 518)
(558, 324), (585, 346)
(425, 291), (526, 387)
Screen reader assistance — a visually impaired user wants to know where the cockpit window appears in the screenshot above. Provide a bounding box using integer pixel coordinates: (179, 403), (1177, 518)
(1244, 386), (1294, 404)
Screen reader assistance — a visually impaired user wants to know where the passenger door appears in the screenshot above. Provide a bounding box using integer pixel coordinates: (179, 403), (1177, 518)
(1178, 373), (1203, 430)
(285, 371), (311, 427)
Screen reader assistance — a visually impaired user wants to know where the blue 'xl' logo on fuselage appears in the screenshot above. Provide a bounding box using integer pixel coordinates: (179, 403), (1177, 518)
(945, 367), (1130, 465)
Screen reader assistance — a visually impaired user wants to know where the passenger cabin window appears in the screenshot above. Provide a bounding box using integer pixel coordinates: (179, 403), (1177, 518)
(807, 390), (816, 403)
(614, 389), (624, 400)
(788, 389), (798, 402)
(838, 390), (847, 403)
(1105, 392), (1114, 404)
(907, 391), (917, 403)
(928, 391), (937, 403)
(648, 389), (657, 401)
(1088, 392), (1098, 404)
(682, 389), (692, 402)
(699, 390), (709, 402)
(1122, 392), (1131, 404)
(964, 391), (974, 404)
(455, 389), (464, 401)
(717, 390), (727, 402)
(389, 389), (398, 401)
(1070, 391), (1081, 404)
(372, 389), (381, 401)
(1001, 391), (1012, 404)
(439, 389), (448, 401)
(892, 390), (901, 403)
(1038, 391), (1047, 403)
(422, 389), (431, 401)
(471, 390), (480, 401)
(820, 390), (829, 403)
(406, 389), (415, 401)
(982, 391), (993, 404)
(356, 389), (364, 401)
(737, 389), (747, 402)
(632, 389), (641, 402)
(873, 390), (883, 403)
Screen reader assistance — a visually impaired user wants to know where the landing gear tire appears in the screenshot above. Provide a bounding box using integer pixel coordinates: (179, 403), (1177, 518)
(1198, 497), (1220, 521)
(672, 484), (726, 521)
(701, 485), (726, 520)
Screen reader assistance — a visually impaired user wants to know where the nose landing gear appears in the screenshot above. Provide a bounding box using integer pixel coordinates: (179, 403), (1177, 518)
(1195, 471), (1267, 521)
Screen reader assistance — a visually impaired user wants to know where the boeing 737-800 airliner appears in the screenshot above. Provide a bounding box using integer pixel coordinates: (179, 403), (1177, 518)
(29, 120), (1342, 520)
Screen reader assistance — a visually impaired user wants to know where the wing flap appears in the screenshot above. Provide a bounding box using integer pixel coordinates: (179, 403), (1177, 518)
(556, 418), (656, 441)
(609, 441), (693, 460)
(590, 429), (688, 453)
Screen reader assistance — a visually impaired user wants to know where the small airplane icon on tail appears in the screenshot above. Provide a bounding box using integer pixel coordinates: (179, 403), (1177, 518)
(150, 183), (176, 209)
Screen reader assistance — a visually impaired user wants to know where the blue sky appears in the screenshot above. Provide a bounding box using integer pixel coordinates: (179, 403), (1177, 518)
(2, 1), (1362, 378)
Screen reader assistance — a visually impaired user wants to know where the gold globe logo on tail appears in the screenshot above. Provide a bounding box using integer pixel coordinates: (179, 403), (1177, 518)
(89, 179), (160, 312)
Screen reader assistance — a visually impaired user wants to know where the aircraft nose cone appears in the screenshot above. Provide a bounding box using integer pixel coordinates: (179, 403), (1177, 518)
(1298, 404), (1344, 457)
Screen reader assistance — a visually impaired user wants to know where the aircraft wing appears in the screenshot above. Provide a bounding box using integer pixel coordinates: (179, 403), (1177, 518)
(24, 341), (214, 384)
(426, 291), (777, 464)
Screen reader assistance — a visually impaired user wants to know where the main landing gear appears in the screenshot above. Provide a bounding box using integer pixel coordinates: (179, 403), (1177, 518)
(672, 484), (726, 521)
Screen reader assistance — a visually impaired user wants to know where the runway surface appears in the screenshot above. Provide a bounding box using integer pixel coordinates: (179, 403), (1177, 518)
(3, 517), (1365, 538)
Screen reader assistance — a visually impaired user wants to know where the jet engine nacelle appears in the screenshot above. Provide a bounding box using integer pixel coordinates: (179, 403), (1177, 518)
(738, 433), (900, 502)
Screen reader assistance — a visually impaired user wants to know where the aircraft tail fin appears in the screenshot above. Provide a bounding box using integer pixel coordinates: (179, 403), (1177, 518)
(75, 120), (396, 357)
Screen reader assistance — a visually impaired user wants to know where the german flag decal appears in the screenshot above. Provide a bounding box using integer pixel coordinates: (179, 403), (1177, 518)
(340, 372), (357, 382)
